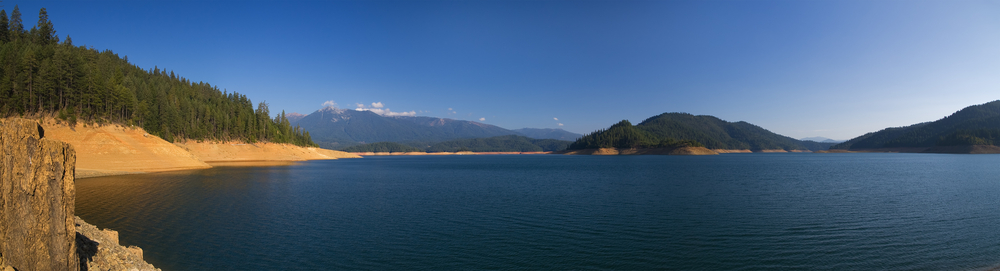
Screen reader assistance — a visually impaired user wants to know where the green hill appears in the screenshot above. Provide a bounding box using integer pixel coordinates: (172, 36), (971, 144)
(0, 6), (315, 146)
(832, 100), (1000, 150)
(638, 113), (829, 151)
(568, 113), (833, 152)
(567, 120), (702, 150)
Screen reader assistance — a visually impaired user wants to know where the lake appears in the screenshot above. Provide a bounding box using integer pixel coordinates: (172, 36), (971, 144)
(75, 154), (1000, 270)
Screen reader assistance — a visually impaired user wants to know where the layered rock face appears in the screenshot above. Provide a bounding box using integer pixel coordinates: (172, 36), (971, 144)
(0, 118), (78, 271)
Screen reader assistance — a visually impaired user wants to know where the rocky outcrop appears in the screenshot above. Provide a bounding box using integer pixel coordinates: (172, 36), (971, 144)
(1, 118), (78, 271)
(75, 217), (159, 271)
(1, 118), (159, 271)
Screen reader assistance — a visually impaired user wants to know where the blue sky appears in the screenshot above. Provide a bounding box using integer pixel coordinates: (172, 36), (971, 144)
(16, 0), (1000, 139)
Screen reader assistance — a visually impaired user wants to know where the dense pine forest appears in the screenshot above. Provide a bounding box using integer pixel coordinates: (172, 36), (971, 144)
(0, 6), (316, 146)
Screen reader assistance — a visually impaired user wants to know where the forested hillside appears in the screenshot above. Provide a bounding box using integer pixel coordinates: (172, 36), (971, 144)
(832, 100), (1000, 150)
(568, 113), (833, 151)
(567, 120), (703, 150)
(636, 113), (823, 151)
(0, 6), (316, 146)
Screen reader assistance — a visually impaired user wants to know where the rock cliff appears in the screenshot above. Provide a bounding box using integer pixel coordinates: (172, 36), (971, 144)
(1, 118), (159, 271)
(1, 118), (78, 271)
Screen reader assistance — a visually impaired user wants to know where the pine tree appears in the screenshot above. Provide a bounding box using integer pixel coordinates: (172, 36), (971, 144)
(35, 8), (56, 45)
(0, 10), (9, 43)
(9, 5), (23, 40)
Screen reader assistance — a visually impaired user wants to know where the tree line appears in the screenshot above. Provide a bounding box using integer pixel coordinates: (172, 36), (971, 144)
(0, 6), (316, 147)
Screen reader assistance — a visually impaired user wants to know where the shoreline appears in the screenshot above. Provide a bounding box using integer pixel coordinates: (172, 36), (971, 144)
(33, 118), (360, 179)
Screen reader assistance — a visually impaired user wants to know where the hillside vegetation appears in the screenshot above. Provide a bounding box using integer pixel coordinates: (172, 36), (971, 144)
(832, 100), (1000, 150)
(567, 120), (703, 150)
(569, 113), (832, 152)
(637, 113), (828, 151)
(0, 6), (316, 146)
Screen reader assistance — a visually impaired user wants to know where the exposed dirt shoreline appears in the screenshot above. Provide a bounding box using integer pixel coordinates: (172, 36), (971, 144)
(37, 118), (360, 179)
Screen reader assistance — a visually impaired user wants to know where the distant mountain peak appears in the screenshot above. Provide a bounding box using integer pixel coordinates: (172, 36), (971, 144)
(286, 112), (307, 123)
(318, 106), (348, 114)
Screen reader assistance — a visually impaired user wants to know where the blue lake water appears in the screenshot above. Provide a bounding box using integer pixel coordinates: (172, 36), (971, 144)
(75, 154), (1000, 270)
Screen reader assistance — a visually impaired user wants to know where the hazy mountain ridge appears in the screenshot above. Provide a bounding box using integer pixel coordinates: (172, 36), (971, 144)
(426, 135), (571, 152)
(832, 100), (1000, 150)
(341, 142), (423, 153)
(511, 128), (582, 141)
(341, 135), (571, 152)
(292, 107), (518, 148)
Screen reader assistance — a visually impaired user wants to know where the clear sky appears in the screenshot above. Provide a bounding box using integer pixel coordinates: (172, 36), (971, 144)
(16, 0), (1000, 140)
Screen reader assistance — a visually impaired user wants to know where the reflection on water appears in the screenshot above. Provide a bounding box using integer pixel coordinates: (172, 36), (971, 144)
(77, 154), (1000, 270)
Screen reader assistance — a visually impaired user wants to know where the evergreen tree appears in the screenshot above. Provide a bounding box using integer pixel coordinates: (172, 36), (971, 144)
(9, 5), (22, 39)
(0, 10), (9, 43)
(35, 8), (56, 45)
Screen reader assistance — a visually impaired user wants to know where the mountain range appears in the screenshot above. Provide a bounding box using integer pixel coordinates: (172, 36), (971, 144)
(290, 107), (582, 149)
(831, 100), (1000, 152)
